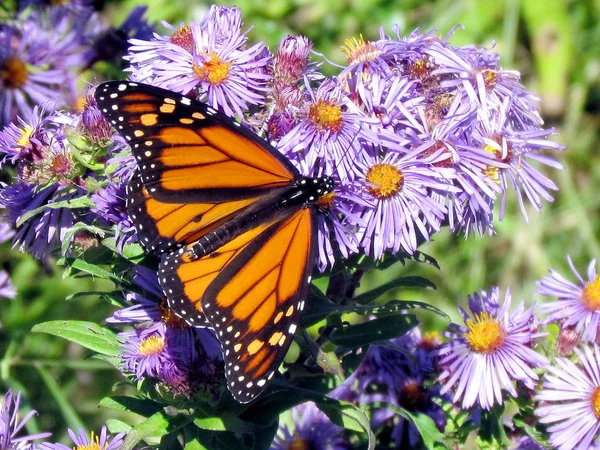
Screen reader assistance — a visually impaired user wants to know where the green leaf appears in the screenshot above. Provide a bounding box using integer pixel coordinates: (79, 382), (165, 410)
(58, 258), (125, 284)
(329, 313), (418, 348)
(99, 396), (164, 417)
(353, 276), (435, 304)
(121, 411), (191, 450)
(17, 194), (94, 226)
(193, 415), (256, 433)
(106, 418), (133, 434)
(385, 405), (446, 450)
(32, 320), (121, 356)
(302, 296), (448, 327)
(319, 401), (375, 449)
(61, 222), (106, 255)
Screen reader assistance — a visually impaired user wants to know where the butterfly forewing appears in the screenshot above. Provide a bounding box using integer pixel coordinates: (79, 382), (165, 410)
(94, 81), (298, 204)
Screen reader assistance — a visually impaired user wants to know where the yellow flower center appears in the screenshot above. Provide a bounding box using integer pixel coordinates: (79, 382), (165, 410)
(399, 381), (426, 411)
(483, 135), (513, 183)
(591, 387), (600, 419)
(0, 57), (28, 89)
(366, 163), (403, 199)
(316, 191), (335, 209)
(138, 335), (166, 356)
(465, 313), (506, 353)
(341, 35), (382, 67)
(408, 57), (435, 81)
(16, 125), (33, 148)
(307, 99), (343, 133)
(289, 437), (310, 450)
(582, 276), (600, 311)
(73, 431), (107, 450)
(193, 53), (231, 86)
(171, 25), (195, 54)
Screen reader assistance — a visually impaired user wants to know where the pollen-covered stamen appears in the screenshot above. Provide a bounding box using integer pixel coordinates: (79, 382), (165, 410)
(591, 387), (600, 419)
(138, 335), (166, 356)
(407, 56), (436, 81)
(171, 24), (195, 54)
(159, 298), (189, 328)
(50, 154), (73, 180)
(399, 381), (427, 411)
(426, 92), (455, 125)
(481, 69), (499, 89)
(193, 53), (232, 86)
(74, 431), (103, 450)
(16, 125), (33, 148)
(0, 57), (28, 89)
(342, 35), (382, 67)
(465, 313), (506, 353)
(366, 163), (403, 199)
(308, 99), (343, 133)
(483, 135), (513, 182)
(581, 276), (600, 311)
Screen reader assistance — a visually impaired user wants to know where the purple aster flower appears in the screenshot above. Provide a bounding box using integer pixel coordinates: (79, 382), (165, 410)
(39, 425), (124, 450)
(112, 266), (222, 396)
(350, 146), (453, 258)
(120, 324), (173, 380)
(331, 328), (446, 448)
(537, 256), (600, 344)
(0, 182), (81, 261)
(437, 286), (548, 410)
(271, 402), (349, 450)
(0, 271), (16, 299)
(535, 345), (600, 450)
(91, 178), (137, 252)
(473, 96), (564, 223)
(0, 389), (51, 449)
(0, 7), (90, 126)
(126, 6), (272, 117)
(276, 79), (378, 181)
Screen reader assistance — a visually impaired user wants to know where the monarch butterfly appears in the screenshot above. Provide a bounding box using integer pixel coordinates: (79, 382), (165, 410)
(94, 81), (333, 403)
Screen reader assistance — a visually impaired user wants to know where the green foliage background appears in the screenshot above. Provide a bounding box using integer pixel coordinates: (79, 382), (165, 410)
(1, 0), (599, 444)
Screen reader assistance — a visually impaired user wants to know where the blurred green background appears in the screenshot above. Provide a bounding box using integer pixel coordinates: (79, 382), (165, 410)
(1, 0), (599, 441)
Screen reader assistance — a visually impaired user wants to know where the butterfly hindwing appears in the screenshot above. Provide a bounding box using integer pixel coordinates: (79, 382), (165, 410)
(94, 81), (298, 204)
(204, 208), (315, 402)
(159, 208), (315, 402)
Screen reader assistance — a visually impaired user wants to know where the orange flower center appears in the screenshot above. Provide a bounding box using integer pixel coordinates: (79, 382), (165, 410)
(307, 99), (343, 133)
(193, 53), (231, 86)
(341, 35), (382, 67)
(171, 25), (195, 54)
(591, 386), (600, 419)
(138, 335), (166, 356)
(366, 163), (403, 199)
(582, 276), (600, 311)
(289, 438), (310, 450)
(399, 381), (427, 411)
(465, 313), (506, 353)
(316, 191), (335, 209)
(0, 57), (28, 89)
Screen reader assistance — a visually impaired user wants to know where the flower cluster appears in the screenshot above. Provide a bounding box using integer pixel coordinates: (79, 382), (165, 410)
(108, 266), (223, 397)
(123, 7), (563, 270)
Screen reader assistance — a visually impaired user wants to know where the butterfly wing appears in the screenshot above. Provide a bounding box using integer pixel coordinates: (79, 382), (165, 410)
(95, 81), (299, 251)
(159, 208), (316, 402)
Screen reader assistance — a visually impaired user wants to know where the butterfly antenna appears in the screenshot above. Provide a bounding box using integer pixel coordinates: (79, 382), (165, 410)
(335, 122), (363, 173)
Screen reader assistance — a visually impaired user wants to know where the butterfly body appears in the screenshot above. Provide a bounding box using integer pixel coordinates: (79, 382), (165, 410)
(95, 81), (332, 402)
